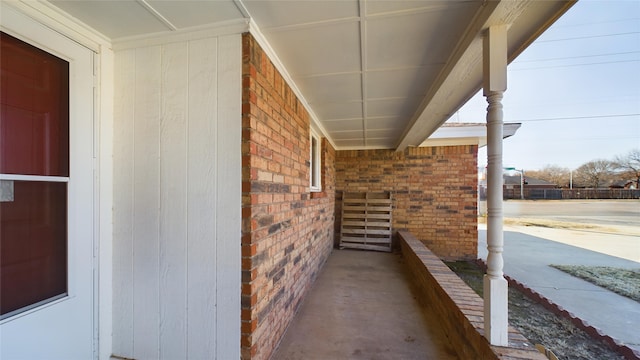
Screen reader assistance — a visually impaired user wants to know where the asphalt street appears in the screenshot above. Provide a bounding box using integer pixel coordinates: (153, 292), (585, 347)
(502, 199), (640, 228)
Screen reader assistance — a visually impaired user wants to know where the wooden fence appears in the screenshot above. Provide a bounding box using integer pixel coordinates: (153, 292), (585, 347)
(503, 188), (640, 200)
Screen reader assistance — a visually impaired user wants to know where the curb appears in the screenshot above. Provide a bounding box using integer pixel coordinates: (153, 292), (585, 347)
(475, 259), (640, 360)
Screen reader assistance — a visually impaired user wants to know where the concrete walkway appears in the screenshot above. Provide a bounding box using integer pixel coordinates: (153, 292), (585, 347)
(478, 224), (640, 353)
(272, 249), (458, 360)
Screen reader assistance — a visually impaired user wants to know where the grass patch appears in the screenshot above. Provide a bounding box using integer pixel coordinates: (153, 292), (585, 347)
(551, 265), (640, 303)
(445, 261), (484, 295)
(446, 261), (626, 360)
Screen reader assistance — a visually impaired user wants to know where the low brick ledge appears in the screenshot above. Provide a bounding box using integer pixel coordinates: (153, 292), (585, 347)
(398, 231), (546, 360)
(476, 259), (640, 360)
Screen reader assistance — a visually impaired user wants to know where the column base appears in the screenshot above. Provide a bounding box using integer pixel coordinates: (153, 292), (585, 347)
(484, 275), (508, 346)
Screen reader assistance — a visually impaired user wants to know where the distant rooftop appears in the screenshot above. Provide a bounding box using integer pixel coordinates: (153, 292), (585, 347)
(504, 175), (556, 186)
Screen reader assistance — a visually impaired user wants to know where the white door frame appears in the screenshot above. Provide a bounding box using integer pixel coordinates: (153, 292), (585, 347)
(0, 3), (112, 359)
(0, 2), (115, 359)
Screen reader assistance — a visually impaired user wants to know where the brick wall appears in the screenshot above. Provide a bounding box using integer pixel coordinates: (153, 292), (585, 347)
(336, 146), (478, 260)
(398, 231), (547, 360)
(241, 33), (335, 360)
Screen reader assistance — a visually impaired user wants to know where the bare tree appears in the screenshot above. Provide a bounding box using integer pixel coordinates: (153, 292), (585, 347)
(574, 159), (615, 188)
(524, 165), (570, 187)
(614, 148), (640, 188)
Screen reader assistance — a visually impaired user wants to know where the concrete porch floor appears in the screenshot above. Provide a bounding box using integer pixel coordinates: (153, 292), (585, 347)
(272, 249), (458, 360)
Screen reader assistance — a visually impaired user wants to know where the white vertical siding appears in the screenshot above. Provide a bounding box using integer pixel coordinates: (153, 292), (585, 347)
(113, 34), (241, 360)
(215, 34), (242, 358)
(113, 48), (135, 358)
(132, 45), (162, 360)
(159, 41), (189, 359)
(98, 44), (115, 360)
(187, 37), (219, 358)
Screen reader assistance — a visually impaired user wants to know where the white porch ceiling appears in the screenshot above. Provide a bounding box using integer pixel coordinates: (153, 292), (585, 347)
(48, 0), (574, 150)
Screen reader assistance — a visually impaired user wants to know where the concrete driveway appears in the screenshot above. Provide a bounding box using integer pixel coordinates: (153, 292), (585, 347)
(478, 200), (640, 353)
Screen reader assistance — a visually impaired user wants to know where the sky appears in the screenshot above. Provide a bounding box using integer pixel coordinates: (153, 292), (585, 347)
(448, 0), (640, 172)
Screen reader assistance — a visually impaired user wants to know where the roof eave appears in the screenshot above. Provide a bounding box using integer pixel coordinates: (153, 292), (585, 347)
(395, 0), (576, 152)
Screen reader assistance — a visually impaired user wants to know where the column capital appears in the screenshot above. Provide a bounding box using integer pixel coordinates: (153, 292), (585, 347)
(483, 24), (508, 95)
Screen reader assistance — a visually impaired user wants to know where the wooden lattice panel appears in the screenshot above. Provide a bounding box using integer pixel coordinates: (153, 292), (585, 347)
(340, 192), (392, 252)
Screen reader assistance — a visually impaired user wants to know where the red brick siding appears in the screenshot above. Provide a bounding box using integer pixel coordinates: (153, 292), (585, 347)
(398, 231), (546, 360)
(335, 146), (478, 260)
(241, 33), (335, 360)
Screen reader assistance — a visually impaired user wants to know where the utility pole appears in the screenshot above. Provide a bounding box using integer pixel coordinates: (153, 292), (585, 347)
(570, 170), (573, 189)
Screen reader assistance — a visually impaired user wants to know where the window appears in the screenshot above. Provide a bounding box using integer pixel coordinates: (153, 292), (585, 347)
(310, 130), (321, 192)
(1, 31), (69, 318)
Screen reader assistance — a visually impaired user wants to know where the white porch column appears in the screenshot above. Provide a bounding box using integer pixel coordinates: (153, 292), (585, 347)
(483, 24), (509, 346)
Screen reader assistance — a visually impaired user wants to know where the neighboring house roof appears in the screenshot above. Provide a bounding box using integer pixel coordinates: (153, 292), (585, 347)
(46, 0), (575, 151)
(420, 122), (521, 147)
(503, 175), (556, 187)
(608, 180), (635, 189)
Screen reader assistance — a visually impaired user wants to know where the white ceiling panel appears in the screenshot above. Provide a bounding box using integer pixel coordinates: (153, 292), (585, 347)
(367, 98), (421, 118)
(297, 73), (362, 105)
(330, 130), (365, 141)
(366, 128), (403, 140)
(366, 10), (458, 69)
(244, 0), (359, 29)
(314, 101), (363, 121)
(366, 116), (406, 130)
(50, 0), (171, 38)
(366, 66), (437, 99)
(323, 119), (363, 132)
(147, 0), (243, 28)
(265, 21), (362, 76)
(366, 0), (452, 16)
(367, 13), (444, 70)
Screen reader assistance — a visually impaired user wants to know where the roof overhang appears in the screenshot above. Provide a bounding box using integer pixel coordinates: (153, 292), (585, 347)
(419, 122), (521, 148)
(395, 0), (576, 151)
(33, 0), (574, 151)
